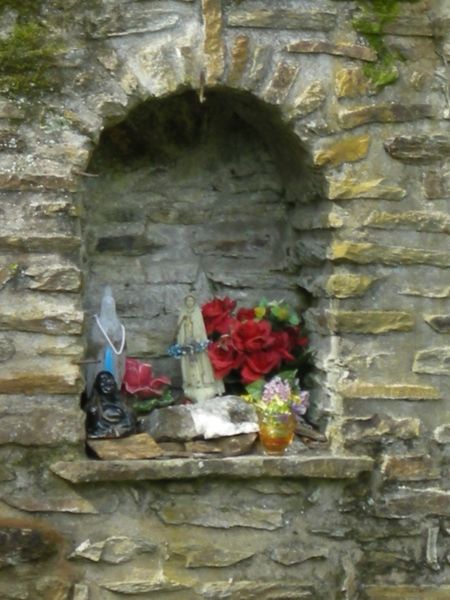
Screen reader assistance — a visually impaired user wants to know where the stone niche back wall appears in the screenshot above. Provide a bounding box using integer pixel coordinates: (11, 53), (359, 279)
(83, 89), (320, 382)
(0, 0), (449, 598)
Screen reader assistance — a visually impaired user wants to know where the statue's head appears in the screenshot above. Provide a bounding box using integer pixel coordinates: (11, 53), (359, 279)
(95, 371), (117, 396)
(184, 294), (196, 309)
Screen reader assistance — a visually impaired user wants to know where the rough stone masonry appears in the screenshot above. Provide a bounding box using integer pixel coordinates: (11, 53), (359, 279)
(0, 0), (449, 598)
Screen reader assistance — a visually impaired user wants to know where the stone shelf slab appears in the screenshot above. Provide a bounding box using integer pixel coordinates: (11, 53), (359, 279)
(50, 455), (374, 484)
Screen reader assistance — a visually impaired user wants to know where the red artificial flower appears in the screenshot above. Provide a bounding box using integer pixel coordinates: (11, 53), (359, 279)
(241, 350), (281, 384)
(232, 319), (275, 353)
(271, 330), (295, 362)
(201, 297), (237, 335)
(122, 357), (170, 399)
(236, 307), (256, 322)
(285, 326), (309, 349)
(208, 336), (243, 379)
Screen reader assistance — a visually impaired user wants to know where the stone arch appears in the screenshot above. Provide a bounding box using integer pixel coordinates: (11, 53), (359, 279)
(79, 83), (332, 416)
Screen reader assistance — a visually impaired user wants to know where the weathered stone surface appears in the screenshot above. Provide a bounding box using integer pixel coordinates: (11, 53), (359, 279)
(399, 284), (450, 298)
(0, 131), (25, 153)
(100, 572), (187, 594)
(227, 35), (250, 87)
(357, 14), (433, 37)
(0, 155), (77, 191)
(185, 433), (257, 456)
(426, 526), (440, 571)
(228, 7), (336, 31)
(0, 519), (62, 568)
(381, 455), (440, 481)
(263, 61), (299, 105)
(287, 40), (376, 61)
(200, 580), (313, 599)
(287, 81), (326, 119)
(413, 347), (450, 375)
(0, 334), (15, 362)
(339, 383), (441, 401)
(173, 544), (254, 568)
(72, 584), (89, 600)
(335, 67), (371, 98)
(246, 45), (272, 89)
(338, 103), (433, 130)
(50, 455), (374, 483)
(325, 274), (376, 298)
(365, 585), (450, 599)
(24, 263), (82, 292)
(70, 536), (157, 564)
(434, 424), (450, 444)
(202, 0), (225, 85)
(314, 134), (370, 167)
(329, 240), (450, 267)
(85, 6), (181, 38)
(3, 494), (97, 514)
(0, 402), (83, 445)
(425, 314), (450, 334)
(141, 396), (258, 442)
(87, 433), (164, 460)
(384, 135), (450, 163)
(327, 176), (405, 200)
(379, 489), (450, 517)
(0, 100), (25, 120)
(0, 293), (83, 335)
(365, 209), (450, 232)
(0, 231), (81, 252)
(271, 544), (328, 565)
(0, 362), (82, 394)
(423, 169), (450, 198)
(327, 311), (414, 334)
(343, 415), (421, 445)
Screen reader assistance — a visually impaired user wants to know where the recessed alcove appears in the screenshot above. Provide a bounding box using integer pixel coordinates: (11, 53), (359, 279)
(81, 88), (327, 397)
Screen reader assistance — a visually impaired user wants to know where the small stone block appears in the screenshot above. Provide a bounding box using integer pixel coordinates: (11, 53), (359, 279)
(87, 433), (164, 460)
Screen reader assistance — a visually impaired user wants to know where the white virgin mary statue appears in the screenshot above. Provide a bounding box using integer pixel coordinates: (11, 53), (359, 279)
(85, 286), (126, 398)
(177, 294), (224, 403)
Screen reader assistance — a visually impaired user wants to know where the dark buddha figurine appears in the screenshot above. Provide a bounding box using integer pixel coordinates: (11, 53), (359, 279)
(84, 371), (136, 439)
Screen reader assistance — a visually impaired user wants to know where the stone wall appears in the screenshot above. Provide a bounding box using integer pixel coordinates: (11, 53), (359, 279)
(0, 0), (449, 598)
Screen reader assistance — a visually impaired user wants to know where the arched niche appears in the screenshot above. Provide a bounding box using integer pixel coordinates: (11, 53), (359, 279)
(81, 87), (326, 390)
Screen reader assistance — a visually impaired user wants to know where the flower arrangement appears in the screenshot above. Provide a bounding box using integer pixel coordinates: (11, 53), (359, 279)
(201, 296), (312, 387)
(243, 370), (310, 417)
(121, 357), (173, 414)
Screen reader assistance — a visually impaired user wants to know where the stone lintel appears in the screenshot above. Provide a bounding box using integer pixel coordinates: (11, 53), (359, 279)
(50, 455), (374, 483)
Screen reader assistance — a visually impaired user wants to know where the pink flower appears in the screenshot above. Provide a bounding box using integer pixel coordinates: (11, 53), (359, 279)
(122, 358), (170, 399)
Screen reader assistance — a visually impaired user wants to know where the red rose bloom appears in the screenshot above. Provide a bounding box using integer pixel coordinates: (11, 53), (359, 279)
(232, 319), (274, 353)
(271, 330), (295, 362)
(236, 307), (256, 322)
(208, 337), (243, 379)
(241, 350), (281, 383)
(202, 297), (236, 335)
(122, 358), (170, 399)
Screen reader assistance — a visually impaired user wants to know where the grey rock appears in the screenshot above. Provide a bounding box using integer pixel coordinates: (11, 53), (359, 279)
(413, 347), (450, 375)
(70, 536), (157, 564)
(434, 424), (450, 444)
(384, 135), (450, 163)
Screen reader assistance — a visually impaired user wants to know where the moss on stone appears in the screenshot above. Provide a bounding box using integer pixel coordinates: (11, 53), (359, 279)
(0, 21), (62, 97)
(352, 0), (419, 89)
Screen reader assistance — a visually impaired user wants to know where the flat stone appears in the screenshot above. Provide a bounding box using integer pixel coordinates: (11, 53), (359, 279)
(379, 489), (450, 517)
(70, 536), (157, 564)
(262, 61), (299, 105)
(0, 334), (15, 362)
(0, 519), (62, 568)
(384, 135), (450, 163)
(329, 240), (450, 267)
(173, 544), (254, 568)
(87, 433), (164, 460)
(200, 580), (314, 599)
(335, 67), (371, 98)
(339, 383), (441, 401)
(50, 455), (374, 483)
(327, 176), (405, 200)
(325, 274), (375, 298)
(327, 311), (414, 334)
(0, 362), (82, 395)
(185, 433), (257, 456)
(202, 0), (225, 85)
(342, 415), (421, 445)
(314, 134), (370, 167)
(24, 263), (82, 292)
(413, 347), (450, 375)
(381, 455), (440, 481)
(0, 100), (25, 119)
(0, 131), (25, 152)
(72, 584), (89, 600)
(245, 45), (272, 89)
(423, 169), (450, 198)
(228, 8), (336, 31)
(287, 81), (326, 119)
(0, 232), (81, 252)
(0, 156), (77, 191)
(434, 424), (450, 444)
(364, 210), (450, 233)
(100, 572), (187, 594)
(286, 40), (376, 61)
(425, 315), (450, 334)
(271, 545), (328, 565)
(399, 285), (450, 298)
(0, 292), (83, 335)
(3, 494), (97, 514)
(141, 396), (258, 442)
(338, 103), (433, 130)
(85, 8), (180, 38)
(227, 35), (250, 87)
(364, 586), (450, 600)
